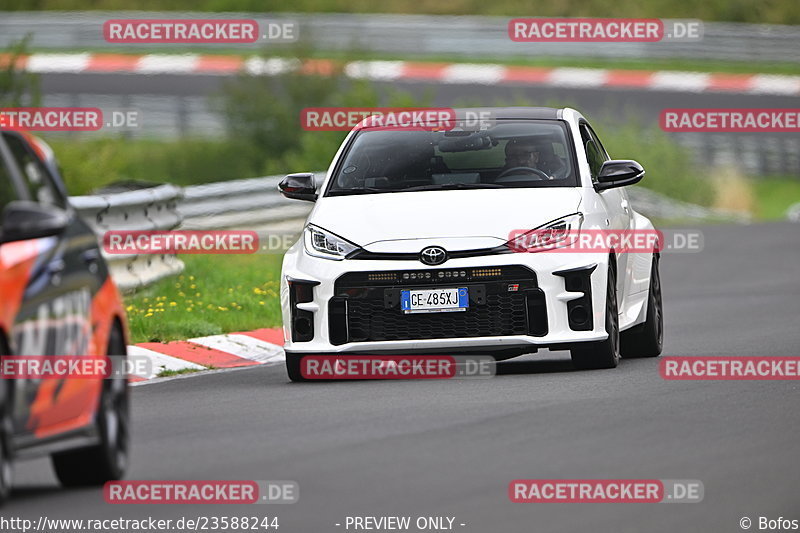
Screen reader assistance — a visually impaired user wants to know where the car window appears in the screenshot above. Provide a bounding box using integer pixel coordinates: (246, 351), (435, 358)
(327, 119), (578, 196)
(579, 124), (608, 181)
(0, 150), (19, 214)
(2, 132), (66, 209)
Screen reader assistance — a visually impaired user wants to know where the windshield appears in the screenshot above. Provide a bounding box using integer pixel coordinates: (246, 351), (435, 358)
(326, 120), (577, 196)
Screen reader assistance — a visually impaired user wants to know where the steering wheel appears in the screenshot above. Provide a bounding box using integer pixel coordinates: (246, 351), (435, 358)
(496, 166), (549, 181)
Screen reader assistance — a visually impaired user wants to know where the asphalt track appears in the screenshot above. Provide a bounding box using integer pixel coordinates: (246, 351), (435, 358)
(4, 222), (800, 532)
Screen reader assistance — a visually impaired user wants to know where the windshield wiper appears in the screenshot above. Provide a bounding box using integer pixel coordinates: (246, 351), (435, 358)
(327, 187), (401, 196)
(402, 183), (505, 192)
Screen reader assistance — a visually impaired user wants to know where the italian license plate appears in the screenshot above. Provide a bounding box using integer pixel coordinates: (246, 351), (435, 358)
(401, 287), (469, 314)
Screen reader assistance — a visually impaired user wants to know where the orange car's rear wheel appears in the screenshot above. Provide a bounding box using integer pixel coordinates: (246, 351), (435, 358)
(51, 323), (130, 486)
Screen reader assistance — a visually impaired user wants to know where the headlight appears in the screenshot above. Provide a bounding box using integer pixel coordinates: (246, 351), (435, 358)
(507, 213), (583, 253)
(304, 225), (360, 260)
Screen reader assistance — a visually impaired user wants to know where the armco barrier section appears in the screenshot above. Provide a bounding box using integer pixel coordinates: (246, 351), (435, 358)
(178, 175), (314, 230)
(70, 184), (184, 292)
(1, 12), (799, 63)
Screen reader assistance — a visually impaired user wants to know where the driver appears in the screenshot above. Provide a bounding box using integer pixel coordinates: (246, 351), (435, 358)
(502, 138), (567, 180)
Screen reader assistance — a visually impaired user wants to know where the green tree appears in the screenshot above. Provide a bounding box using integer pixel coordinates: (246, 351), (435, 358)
(0, 36), (41, 108)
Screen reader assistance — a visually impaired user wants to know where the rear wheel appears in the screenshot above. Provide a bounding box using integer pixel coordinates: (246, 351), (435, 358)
(570, 264), (620, 370)
(51, 323), (130, 486)
(0, 406), (11, 506)
(621, 254), (664, 358)
(0, 335), (14, 505)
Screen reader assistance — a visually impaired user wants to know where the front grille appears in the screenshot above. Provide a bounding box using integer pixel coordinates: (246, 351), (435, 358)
(330, 266), (547, 344)
(348, 246), (511, 262)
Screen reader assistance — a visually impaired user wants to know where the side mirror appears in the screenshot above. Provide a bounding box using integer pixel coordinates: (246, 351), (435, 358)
(0, 201), (69, 244)
(278, 173), (317, 202)
(595, 160), (645, 191)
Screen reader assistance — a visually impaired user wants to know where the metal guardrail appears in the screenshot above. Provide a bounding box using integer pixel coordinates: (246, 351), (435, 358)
(1, 12), (800, 63)
(626, 187), (751, 223)
(70, 184), (184, 292)
(178, 175), (313, 230)
(69, 171), (750, 291)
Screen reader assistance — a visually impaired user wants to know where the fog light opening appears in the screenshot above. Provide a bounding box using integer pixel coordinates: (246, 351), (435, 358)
(569, 305), (589, 326)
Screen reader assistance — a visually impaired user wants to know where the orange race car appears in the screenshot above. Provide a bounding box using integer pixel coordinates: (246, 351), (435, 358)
(0, 130), (129, 505)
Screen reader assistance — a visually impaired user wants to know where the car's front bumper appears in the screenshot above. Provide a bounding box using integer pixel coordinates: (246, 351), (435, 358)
(280, 241), (612, 355)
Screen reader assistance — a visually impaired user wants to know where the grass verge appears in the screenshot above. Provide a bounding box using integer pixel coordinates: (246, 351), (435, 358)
(155, 367), (208, 378)
(124, 253), (284, 344)
(752, 177), (800, 220)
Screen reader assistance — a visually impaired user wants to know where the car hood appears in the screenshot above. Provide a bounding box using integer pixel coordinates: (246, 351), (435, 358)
(308, 188), (583, 253)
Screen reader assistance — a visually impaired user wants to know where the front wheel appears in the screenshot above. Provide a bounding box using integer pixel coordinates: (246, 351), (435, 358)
(0, 398), (12, 506)
(571, 264), (620, 370)
(0, 336), (14, 505)
(51, 323), (130, 486)
(285, 353), (308, 382)
(621, 254), (664, 358)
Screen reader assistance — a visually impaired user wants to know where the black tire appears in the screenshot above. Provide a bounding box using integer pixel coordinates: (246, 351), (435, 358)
(0, 334), (14, 506)
(570, 263), (620, 370)
(621, 254), (664, 358)
(0, 404), (11, 506)
(51, 323), (130, 486)
(285, 353), (308, 382)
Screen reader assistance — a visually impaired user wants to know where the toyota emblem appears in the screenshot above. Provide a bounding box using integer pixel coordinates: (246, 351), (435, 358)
(420, 246), (447, 266)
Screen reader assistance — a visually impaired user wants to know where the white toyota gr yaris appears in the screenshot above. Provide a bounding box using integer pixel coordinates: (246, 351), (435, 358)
(278, 107), (663, 381)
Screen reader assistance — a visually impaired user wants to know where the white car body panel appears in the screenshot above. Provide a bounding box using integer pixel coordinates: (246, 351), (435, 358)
(280, 107), (657, 356)
(309, 188), (583, 248)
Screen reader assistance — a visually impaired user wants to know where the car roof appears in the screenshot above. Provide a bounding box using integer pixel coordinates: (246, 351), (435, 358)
(452, 107), (562, 120)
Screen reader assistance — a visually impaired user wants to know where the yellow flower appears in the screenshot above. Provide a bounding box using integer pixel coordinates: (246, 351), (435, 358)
(259, 301), (265, 305)
(190, 284), (197, 289)
(126, 305), (134, 311)
(169, 302), (177, 307)
(178, 292), (185, 297)
(144, 312), (153, 318)
(217, 306), (228, 311)
(189, 276), (195, 281)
